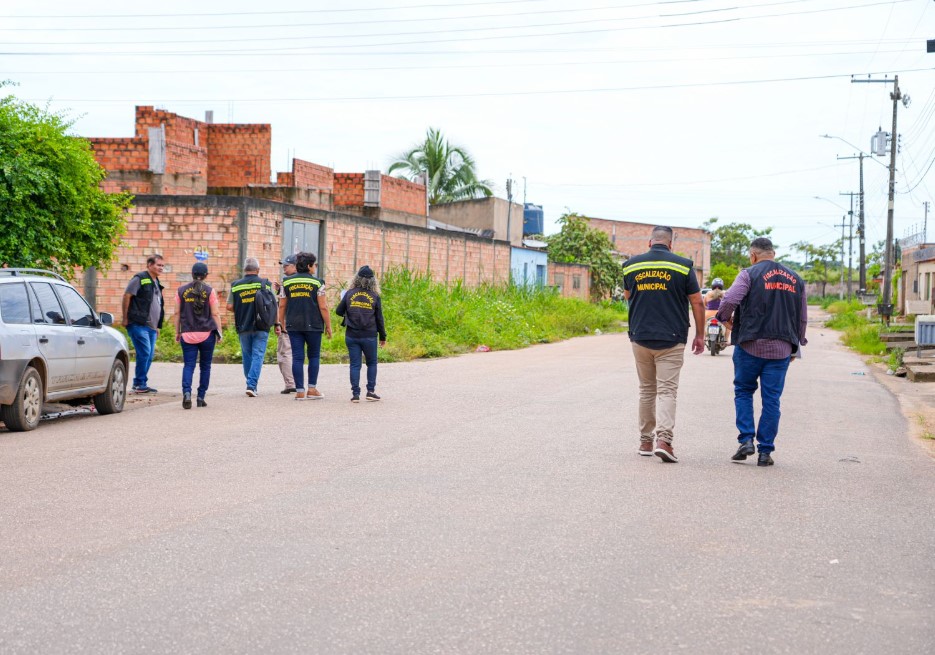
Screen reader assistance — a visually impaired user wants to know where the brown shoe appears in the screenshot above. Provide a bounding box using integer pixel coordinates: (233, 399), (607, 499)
(306, 387), (324, 399)
(653, 440), (678, 463)
(294, 390), (307, 400)
(638, 441), (654, 456)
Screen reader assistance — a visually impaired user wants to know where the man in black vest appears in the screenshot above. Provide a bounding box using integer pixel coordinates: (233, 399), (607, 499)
(226, 257), (280, 397)
(623, 226), (706, 463)
(716, 237), (808, 467)
(122, 253), (165, 394)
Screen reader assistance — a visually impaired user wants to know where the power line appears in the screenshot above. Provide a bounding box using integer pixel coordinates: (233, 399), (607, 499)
(0, 0), (548, 20)
(0, 0), (913, 55)
(4, 49), (915, 75)
(0, 1), (805, 34)
(531, 163), (849, 188)
(23, 66), (934, 103)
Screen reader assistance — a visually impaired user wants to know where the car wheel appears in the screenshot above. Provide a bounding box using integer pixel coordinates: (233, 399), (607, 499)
(93, 359), (127, 415)
(1, 366), (43, 432)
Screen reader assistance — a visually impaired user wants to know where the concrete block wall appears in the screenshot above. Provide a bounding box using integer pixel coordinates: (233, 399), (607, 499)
(321, 215), (510, 300)
(334, 173), (365, 207)
(587, 217), (710, 284)
(205, 124), (272, 187)
(80, 201), (243, 322)
(380, 175), (426, 216)
(90, 137), (149, 172)
(549, 263), (591, 300)
(293, 159), (334, 191)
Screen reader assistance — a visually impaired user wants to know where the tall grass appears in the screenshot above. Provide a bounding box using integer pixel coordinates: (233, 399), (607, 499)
(138, 269), (629, 364)
(824, 299), (886, 355)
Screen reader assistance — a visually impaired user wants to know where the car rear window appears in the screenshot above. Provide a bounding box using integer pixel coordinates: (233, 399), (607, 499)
(0, 283), (32, 325)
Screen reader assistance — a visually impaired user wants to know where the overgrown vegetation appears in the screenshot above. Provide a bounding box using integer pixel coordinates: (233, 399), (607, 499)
(546, 212), (623, 299)
(139, 269), (628, 364)
(824, 299), (887, 356)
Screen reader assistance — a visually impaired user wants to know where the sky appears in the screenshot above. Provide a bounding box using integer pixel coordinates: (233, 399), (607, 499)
(3, 0), (935, 261)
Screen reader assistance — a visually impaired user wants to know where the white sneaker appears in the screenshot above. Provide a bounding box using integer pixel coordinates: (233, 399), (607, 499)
(245, 388), (257, 397)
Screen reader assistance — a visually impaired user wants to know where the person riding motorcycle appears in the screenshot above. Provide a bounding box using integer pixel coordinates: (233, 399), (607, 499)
(705, 278), (725, 319)
(704, 278), (730, 345)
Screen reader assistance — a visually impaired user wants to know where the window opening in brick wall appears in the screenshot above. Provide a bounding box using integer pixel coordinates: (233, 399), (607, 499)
(554, 273), (564, 292)
(572, 275), (581, 290)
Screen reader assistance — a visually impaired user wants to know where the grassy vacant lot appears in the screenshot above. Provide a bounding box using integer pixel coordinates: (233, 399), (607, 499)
(143, 269), (629, 365)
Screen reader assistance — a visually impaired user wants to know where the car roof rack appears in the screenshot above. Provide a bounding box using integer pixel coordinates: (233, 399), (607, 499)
(0, 268), (67, 282)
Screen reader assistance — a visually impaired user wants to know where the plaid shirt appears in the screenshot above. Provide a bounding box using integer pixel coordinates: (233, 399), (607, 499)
(715, 268), (808, 360)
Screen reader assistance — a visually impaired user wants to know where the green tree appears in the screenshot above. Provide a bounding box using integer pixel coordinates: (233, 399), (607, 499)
(702, 217), (773, 269)
(791, 240), (839, 296)
(0, 87), (131, 279)
(388, 127), (493, 204)
(546, 212), (622, 299)
(708, 262), (739, 288)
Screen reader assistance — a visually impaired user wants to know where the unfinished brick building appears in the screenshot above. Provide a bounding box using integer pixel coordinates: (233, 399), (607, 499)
(585, 217), (712, 286)
(84, 106), (514, 320)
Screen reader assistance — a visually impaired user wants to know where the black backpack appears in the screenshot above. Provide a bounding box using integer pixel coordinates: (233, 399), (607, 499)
(254, 279), (278, 332)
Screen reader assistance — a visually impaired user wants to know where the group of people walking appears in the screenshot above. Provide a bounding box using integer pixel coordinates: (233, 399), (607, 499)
(622, 227), (808, 467)
(121, 253), (387, 408)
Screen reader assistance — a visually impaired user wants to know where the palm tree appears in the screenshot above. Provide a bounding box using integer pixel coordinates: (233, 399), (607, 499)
(388, 128), (494, 205)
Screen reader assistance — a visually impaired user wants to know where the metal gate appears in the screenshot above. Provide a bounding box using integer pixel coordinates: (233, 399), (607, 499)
(282, 218), (321, 261)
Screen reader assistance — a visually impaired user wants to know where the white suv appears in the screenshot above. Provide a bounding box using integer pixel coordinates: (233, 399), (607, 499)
(0, 269), (129, 431)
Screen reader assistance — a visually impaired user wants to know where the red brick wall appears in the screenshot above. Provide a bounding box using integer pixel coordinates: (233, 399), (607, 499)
(293, 159), (334, 191)
(587, 217), (711, 284)
(334, 173), (365, 207)
(549, 263), (591, 300)
(90, 138), (149, 172)
(380, 175), (426, 216)
(321, 215), (510, 301)
(79, 203), (242, 323)
(205, 124), (272, 187)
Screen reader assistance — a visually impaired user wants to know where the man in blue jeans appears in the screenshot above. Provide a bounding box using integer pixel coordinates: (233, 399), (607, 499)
(227, 257), (279, 397)
(122, 254), (166, 394)
(716, 237), (808, 467)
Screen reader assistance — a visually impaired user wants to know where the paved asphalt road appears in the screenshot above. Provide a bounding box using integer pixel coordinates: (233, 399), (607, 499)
(1, 324), (933, 654)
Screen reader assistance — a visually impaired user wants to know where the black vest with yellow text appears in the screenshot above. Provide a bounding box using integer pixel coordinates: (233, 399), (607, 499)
(230, 274), (272, 333)
(283, 273), (325, 332)
(127, 271), (165, 329)
(177, 281), (215, 333)
(623, 245), (696, 344)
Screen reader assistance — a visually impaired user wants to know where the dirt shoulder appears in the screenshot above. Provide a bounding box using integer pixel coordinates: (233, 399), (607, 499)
(814, 307), (935, 457)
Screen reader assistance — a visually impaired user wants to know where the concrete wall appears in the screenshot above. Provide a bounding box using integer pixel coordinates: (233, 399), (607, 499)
(430, 197), (524, 246)
(77, 196), (513, 324)
(510, 248), (548, 287)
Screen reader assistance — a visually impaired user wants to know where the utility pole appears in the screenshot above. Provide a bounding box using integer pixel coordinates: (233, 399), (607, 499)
(837, 154), (866, 291)
(840, 191), (858, 299)
(505, 176), (514, 245)
(925, 200), (930, 243)
(834, 215), (847, 300)
(852, 75), (908, 323)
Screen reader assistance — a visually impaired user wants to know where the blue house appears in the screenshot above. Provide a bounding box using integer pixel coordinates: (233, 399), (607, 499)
(510, 246), (548, 288)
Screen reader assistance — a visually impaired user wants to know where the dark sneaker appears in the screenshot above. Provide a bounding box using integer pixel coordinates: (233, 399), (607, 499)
(182, 392), (192, 410)
(196, 397), (207, 407)
(351, 394), (360, 403)
(638, 441), (654, 456)
(365, 391), (381, 402)
(653, 441), (678, 463)
(281, 387), (296, 394)
(758, 453), (774, 467)
(731, 441), (756, 462)
(136, 386), (158, 394)
(246, 388), (257, 397)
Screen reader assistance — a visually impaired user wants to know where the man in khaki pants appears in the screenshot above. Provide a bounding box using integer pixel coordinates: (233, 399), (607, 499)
(275, 255), (297, 394)
(622, 226), (705, 463)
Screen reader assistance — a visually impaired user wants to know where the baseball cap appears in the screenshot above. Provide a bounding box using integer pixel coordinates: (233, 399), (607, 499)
(191, 262), (208, 277)
(280, 255), (297, 265)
